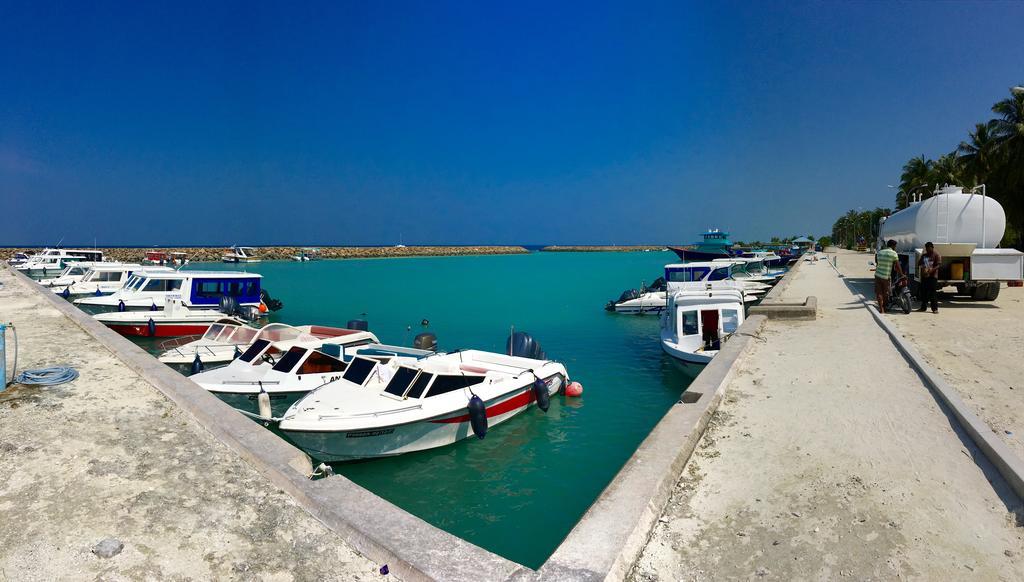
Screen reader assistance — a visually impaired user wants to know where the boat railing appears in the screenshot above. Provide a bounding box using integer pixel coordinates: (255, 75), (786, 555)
(159, 335), (203, 350)
(320, 403), (423, 420)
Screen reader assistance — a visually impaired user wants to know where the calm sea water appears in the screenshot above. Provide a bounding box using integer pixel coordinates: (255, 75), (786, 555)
(185, 251), (696, 568)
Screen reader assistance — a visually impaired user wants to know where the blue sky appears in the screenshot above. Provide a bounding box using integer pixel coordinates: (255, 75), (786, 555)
(2, 1), (1022, 246)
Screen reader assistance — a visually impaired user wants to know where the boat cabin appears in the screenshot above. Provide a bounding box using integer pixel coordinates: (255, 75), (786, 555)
(665, 290), (745, 355)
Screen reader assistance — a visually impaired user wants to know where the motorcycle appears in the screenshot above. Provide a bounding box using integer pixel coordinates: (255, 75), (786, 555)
(887, 274), (914, 314)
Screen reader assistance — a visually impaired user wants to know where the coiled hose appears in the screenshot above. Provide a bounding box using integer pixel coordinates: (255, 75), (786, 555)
(4, 324), (79, 387)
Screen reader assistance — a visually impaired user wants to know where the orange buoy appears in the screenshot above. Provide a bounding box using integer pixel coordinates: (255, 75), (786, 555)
(258, 302), (269, 313)
(565, 381), (583, 397)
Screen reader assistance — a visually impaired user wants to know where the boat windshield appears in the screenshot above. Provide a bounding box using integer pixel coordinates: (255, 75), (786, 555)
(239, 339), (271, 363)
(272, 347), (307, 373)
(708, 266), (731, 281)
(342, 357), (376, 385)
(383, 367), (420, 397)
(203, 324), (228, 340)
(424, 374), (485, 398)
(667, 267), (709, 282)
(295, 350), (346, 375)
(230, 326), (258, 344)
(254, 325), (303, 343)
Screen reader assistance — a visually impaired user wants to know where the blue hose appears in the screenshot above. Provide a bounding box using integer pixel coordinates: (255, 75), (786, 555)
(14, 366), (79, 386)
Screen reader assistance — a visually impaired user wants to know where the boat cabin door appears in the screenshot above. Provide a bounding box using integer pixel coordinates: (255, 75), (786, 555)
(701, 309), (720, 351)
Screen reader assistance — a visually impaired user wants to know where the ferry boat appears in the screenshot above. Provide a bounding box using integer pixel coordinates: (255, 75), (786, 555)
(668, 229), (734, 262)
(94, 297), (253, 337)
(15, 248), (105, 278)
(75, 270), (263, 313)
(277, 350), (568, 461)
(664, 262), (772, 293)
(222, 246), (261, 263)
(53, 263), (147, 298)
(660, 287), (746, 365)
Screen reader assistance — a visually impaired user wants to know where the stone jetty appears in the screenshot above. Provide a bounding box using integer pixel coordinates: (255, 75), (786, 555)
(0, 245), (528, 263)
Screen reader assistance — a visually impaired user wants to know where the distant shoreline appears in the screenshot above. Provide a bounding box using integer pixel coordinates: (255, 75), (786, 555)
(0, 244), (677, 262)
(0, 246), (530, 262)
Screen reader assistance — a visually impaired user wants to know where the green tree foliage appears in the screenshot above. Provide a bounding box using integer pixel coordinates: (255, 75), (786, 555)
(888, 85), (1024, 247)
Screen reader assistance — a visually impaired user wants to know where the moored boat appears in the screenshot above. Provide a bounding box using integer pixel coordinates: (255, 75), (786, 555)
(668, 229), (734, 262)
(75, 270), (264, 314)
(93, 297), (252, 337)
(278, 349), (568, 461)
(660, 287), (746, 366)
(52, 263), (145, 298)
(222, 246), (261, 263)
(15, 248), (105, 278)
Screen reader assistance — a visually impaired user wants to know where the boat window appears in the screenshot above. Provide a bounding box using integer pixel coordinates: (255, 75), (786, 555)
(204, 324), (226, 340)
(383, 367), (419, 396)
(296, 350), (346, 375)
(680, 310), (699, 336)
(425, 375), (485, 398)
(143, 278), (181, 292)
(342, 357), (376, 385)
(405, 372), (434, 399)
(722, 309), (740, 334)
(272, 347), (307, 372)
(239, 339), (271, 363)
(708, 267), (731, 281)
(666, 267), (709, 283)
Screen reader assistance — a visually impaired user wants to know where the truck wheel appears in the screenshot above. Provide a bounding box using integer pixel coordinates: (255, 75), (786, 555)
(954, 284), (967, 296)
(985, 283), (1001, 301)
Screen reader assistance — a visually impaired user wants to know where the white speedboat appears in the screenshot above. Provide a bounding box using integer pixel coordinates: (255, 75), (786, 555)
(6, 252), (33, 266)
(192, 336), (420, 416)
(16, 248), (105, 278)
(37, 261), (106, 288)
(75, 270), (263, 313)
(53, 263), (144, 298)
(660, 287), (746, 366)
(605, 277), (668, 315)
(278, 350), (568, 461)
(664, 262), (772, 292)
(222, 246), (261, 263)
(291, 248), (321, 261)
(158, 321), (371, 370)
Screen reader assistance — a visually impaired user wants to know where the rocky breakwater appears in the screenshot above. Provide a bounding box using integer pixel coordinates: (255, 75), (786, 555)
(0, 246), (529, 263)
(541, 245), (667, 252)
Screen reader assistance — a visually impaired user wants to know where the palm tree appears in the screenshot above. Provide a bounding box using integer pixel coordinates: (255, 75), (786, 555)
(957, 121), (1001, 186)
(927, 152), (965, 190)
(898, 156), (932, 209)
(990, 86), (1024, 247)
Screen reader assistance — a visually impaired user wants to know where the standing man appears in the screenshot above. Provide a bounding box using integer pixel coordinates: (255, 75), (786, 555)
(917, 242), (941, 313)
(875, 239), (904, 313)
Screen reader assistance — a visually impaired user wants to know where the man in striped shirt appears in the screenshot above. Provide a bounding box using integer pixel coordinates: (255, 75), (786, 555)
(875, 239), (904, 313)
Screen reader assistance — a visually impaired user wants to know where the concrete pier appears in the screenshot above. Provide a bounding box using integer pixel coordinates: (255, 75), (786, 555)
(632, 251), (1024, 580)
(0, 267), (383, 580)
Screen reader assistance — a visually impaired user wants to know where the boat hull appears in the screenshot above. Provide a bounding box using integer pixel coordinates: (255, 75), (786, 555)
(661, 339), (713, 365)
(106, 322), (213, 337)
(668, 247), (731, 262)
(282, 375), (564, 461)
(213, 391), (306, 418)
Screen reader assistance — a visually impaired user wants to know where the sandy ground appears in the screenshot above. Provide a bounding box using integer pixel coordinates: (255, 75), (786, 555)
(630, 254), (1024, 581)
(832, 249), (1024, 462)
(0, 267), (387, 581)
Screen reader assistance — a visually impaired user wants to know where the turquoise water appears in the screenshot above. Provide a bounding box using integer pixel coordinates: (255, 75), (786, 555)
(186, 251), (696, 568)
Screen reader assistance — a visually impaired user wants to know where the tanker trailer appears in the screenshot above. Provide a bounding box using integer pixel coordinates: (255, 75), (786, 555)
(878, 185), (1023, 301)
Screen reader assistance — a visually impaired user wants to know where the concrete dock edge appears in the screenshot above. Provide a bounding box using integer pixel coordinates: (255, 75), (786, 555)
(860, 295), (1024, 501)
(5, 265), (527, 582)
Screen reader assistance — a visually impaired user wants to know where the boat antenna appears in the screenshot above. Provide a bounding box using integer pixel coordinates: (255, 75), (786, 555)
(509, 324), (514, 356)
(54, 236), (65, 249)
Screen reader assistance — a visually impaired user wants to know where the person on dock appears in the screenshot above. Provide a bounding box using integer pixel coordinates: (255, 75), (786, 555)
(875, 239), (904, 313)
(917, 242), (941, 314)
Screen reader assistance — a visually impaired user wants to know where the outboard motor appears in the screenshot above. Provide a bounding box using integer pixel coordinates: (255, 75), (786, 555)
(219, 295), (240, 316)
(468, 394), (487, 439)
(506, 331), (546, 360)
(347, 319), (369, 331)
(260, 289), (284, 312)
(532, 377), (550, 412)
(191, 353), (204, 375)
(413, 332), (437, 352)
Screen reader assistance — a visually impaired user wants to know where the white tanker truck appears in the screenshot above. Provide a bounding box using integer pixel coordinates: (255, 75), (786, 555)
(878, 185), (1023, 301)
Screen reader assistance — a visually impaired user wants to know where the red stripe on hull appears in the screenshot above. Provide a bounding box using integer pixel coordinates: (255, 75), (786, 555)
(106, 323), (213, 337)
(431, 388), (536, 424)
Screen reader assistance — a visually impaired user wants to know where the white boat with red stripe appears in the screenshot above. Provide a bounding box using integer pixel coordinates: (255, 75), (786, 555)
(278, 350), (568, 461)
